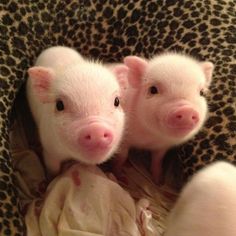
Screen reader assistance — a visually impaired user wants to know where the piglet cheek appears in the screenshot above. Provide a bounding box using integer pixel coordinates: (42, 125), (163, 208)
(55, 120), (78, 147)
(143, 99), (163, 125)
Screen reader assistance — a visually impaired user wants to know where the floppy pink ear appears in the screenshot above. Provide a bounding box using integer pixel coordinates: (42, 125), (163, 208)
(28, 66), (55, 103)
(124, 56), (148, 88)
(200, 61), (214, 88)
(111, 64), (129, 90)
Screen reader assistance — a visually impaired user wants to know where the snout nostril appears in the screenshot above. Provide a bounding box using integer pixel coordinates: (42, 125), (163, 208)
(104, 132), (112, 138)
(176, 115), (182, 119)
(85, 135), (91, 140)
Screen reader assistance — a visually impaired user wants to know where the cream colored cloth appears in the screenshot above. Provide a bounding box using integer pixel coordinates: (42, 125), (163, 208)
(25, 163), (157, 236)
(10, 118), (178, 236)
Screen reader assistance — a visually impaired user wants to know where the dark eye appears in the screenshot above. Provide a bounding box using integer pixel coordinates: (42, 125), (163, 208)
(200, 89), (205, 96)
(148, 86), (159, 95)
(56, 99), (64, 111)
(114, 97), (120, 107)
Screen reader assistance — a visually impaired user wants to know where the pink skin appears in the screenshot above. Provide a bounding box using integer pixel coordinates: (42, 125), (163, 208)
(114, 52), (214, 183)
(166, 107), (199, 130)
(27, 46), (128, 176)
(78, 123), (113, 151)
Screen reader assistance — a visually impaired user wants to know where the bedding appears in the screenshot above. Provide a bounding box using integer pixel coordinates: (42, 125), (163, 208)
(1, 0), (235, 234)
(10, 118), (177, 236)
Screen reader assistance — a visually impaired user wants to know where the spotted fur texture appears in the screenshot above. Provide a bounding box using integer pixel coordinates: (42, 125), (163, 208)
(0, 0), (236, 235)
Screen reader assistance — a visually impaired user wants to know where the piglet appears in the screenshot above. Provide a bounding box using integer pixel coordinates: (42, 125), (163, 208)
(114, 52), (214, 183)
(165, 161), (236, 236)
(27, 46), (128, 175)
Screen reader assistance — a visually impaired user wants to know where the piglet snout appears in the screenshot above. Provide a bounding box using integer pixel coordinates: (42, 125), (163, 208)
(78, 124), (113, 151)
(167, 107), (199, 130)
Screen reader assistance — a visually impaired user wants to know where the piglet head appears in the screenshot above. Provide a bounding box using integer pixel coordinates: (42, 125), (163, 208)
(125, 54), (214, 145)
(30, 63), (126, 165)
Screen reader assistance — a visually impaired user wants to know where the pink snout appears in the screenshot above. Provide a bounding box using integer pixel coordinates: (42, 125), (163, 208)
(167, 107), (199, 130)
(78, 124), (113, 151)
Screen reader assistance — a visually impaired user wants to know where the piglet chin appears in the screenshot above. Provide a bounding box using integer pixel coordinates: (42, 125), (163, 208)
(78, 147), (114, 165)
(167, 126), (197, 137)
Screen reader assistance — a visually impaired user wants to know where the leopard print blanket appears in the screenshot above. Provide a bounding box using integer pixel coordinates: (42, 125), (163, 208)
(0, 0), (235, 235)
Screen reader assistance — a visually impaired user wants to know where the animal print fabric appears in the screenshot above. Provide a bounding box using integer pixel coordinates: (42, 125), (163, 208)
(0, 0), (235, 235)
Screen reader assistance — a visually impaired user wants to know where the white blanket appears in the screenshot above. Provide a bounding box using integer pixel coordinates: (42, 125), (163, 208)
(25, 163), (157, 236)
(10, 119), (178, 236)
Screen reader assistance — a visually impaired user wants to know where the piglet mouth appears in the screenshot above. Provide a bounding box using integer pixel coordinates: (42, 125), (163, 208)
(166, 125), (198, 138)
(78, 141), (114, 163)
(168, 123), (197, 130)
(84, 143), (112, 153)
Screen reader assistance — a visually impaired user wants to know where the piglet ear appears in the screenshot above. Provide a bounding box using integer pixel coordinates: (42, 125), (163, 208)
(124, 56), (148, 88)
(200, 61), (214, 88)
(111, 64), (129, 90)
(28, 66), (55, 103)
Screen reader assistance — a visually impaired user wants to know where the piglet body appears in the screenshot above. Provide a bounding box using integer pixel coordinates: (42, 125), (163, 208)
(27, 46), (127, 175)
(165, 161), (236, 236)
(115, 53), (214, 182)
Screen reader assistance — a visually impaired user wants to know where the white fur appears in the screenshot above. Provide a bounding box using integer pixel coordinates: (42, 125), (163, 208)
(27, 46), (125, 175)
(115, 52), (213, 182)
(127, 53), (209, 147)
(165, 161), (236, 236)
(27, 46), (84, 123)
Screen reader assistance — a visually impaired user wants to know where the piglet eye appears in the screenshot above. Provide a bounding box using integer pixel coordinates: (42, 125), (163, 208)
(200, 89), (205, 96)
(56, 99), (64, 111)
(114, 97), (120, 107)
(149, 86), (159, 95)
